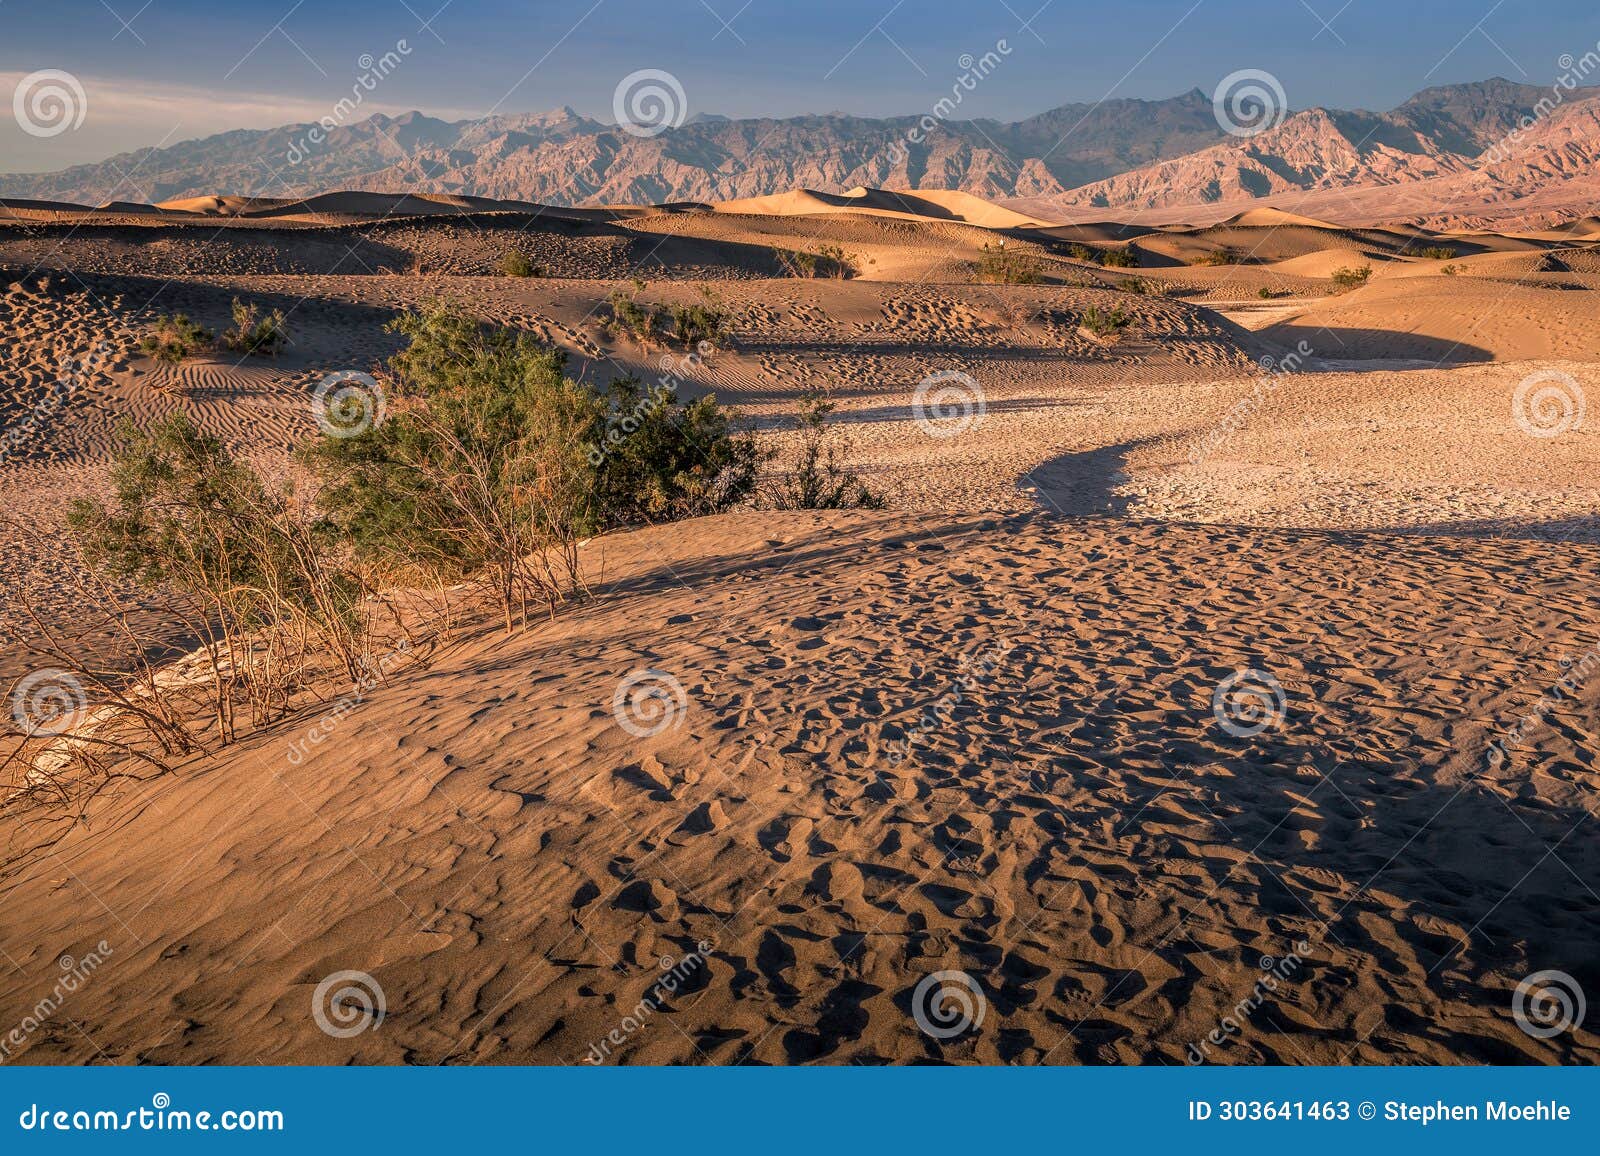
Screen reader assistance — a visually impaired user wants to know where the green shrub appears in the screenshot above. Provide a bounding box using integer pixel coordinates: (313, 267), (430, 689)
(68, 412), (365, 734)
(770, 388), (884, 510)
(1440, 263), (1459, 277)
(590, 376), (762, 524)
(976, 243), (1043, 285)
(1117, 278), (1148, 295)
(665, 288), (730, 349)
(139, 313), (213, 363)
(305, 302), (758, 629)
(1080, 304), (1131, 338)
(500, 248), (544, 277)
(1330, 264), (1372, 292)
(1189, 248), (1241, 267)
(1098, 246), (1138, 268)
(773, 243), (857, 279)
(1415, 246), (1456, 260)
(218, 298), (287, 357)
(605, 286), (660, 347)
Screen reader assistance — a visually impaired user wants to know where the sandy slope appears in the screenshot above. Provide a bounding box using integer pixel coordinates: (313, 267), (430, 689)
(1, 511), (1596, 1064)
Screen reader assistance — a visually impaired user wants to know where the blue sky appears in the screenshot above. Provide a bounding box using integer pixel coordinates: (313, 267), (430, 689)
(3, 0), (1598, 172)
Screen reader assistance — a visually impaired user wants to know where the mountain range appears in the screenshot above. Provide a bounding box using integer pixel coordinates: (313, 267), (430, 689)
(3, 78), (1597, 227)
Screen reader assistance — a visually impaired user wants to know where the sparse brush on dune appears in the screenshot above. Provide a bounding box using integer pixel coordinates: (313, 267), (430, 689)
(976, 242), (1043, 285)
(1329, 264), (1372, 292)
(218, 297), (287, 357)
(499, 247), (544, 277)
(304, 301), (757, 630)
(772, 243), (858, 279)
(1188, 247), (1242, 266)
(769, 388), (885, 511)
(1080, 303), (1131, 339)
(64, 413), (370, 743)
(138, 312), (213, 363)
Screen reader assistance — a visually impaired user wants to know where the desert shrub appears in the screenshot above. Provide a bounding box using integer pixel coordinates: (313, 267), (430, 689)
(305, 303), (600, 630)
(67, 412), (366, 737)
(1415, 246), (1456, 260)
(770, 388), (884, 510)
(590, 376), (763, 524)
(1066, 243), (1097, 262)
(1098, 246), (1138, 268)
(604, 285), (659, 347)
(665, 287), (731, 349)
(1189, 248), (1241, 267)
(976, 243), (1043, 285)
(1258, 286), (1285, 299)
(1080, 304), (1131, 338)
(218, 298), (287, 357)
(1117, 278), (1148, 295)
(1440, 263), (1459, 277)
(1330, 264), (1372, 292)
(139, 313), (213, 363)
(774, 243), (858, 279)
(499, 248), (544, 277)
(307, 302), (759, 629)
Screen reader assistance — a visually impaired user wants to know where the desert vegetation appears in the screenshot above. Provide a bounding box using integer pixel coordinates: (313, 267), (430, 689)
(976, 242), (1044, 285)
(772, 243), (858, 279)
(218, 297), (288, 356)
(138, 313), (213, 363)
(1330, 264), (1373, 292)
